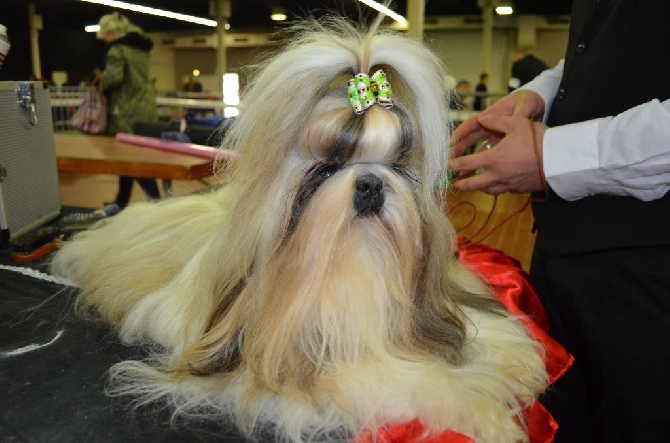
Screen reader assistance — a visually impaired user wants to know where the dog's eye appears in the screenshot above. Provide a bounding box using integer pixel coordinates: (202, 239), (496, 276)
(320, 164), (339, 178)
(392, 164), (421, 184)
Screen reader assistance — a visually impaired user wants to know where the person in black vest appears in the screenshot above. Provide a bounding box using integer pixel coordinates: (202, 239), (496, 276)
(507, 50), (548, 92)
(448, 1), (670, 442)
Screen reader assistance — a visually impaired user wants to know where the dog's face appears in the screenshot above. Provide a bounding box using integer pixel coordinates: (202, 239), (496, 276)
(186, 89), (474, 386)
(288, 98), (419, 240)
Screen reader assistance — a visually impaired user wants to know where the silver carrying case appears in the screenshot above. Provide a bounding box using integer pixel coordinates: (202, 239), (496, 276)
(0, 81), (60, 245)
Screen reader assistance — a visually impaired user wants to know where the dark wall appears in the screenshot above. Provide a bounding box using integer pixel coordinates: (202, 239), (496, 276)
(0, 2), (105, 84)
(0, 3), (31, 81)
(40, 28), (106, 86)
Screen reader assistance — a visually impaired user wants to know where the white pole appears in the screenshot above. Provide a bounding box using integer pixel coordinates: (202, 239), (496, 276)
(406, 0), (425, 42)
(213, 0), (230, 95)
(28, 2), (42, 79)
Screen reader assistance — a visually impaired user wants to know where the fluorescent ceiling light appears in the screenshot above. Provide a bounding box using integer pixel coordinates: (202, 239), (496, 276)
(79, 0), (218, 27)
(85, 24), (100, 32)
(357, 0), (406, 25)
(495, 6), (514, 15)
(271, 7), (287, 21)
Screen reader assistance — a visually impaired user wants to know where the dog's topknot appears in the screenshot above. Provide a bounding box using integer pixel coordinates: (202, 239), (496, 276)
(217, 13), (451, 204)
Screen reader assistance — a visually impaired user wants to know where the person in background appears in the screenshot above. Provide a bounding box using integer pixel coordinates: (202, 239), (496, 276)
(473, 72), (488, 111)
(79, 74), (92, 87)
(96, 12), (160, 209)
(451, 79), (472, 110)
(448, 1), (670, 442)
(508, 49), (548, 92)
(182, 75), (203, 93)
(40, 72), (55, 86)
(182, 75), (206, 118)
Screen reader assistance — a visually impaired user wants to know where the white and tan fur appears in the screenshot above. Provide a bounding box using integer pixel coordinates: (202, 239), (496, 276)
(50, 14), (548, 443)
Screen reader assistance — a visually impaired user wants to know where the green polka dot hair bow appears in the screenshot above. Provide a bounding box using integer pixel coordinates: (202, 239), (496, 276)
(347, 69), (393, 115)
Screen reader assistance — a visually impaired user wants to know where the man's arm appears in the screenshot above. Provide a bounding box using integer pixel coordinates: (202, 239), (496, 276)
(544, 98), (670, 201)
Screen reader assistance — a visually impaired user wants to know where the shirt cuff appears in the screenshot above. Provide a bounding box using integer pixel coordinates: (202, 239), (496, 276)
(543, 118), (607, 201)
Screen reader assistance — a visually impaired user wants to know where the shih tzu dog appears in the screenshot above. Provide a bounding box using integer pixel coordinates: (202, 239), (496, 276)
(50, 13), (548, 443)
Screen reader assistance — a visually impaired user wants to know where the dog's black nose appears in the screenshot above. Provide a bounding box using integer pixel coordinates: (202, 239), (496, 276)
(354, 173), (384, 216)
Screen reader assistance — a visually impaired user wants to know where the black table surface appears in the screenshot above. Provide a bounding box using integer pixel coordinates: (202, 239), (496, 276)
(0, 209), (250, 442)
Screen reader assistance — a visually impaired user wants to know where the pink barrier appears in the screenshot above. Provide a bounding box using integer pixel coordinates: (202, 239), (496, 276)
(115, 133), (237, 161)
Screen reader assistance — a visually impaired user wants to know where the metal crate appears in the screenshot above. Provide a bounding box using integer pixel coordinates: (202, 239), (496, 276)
(0, 81), (60, 245)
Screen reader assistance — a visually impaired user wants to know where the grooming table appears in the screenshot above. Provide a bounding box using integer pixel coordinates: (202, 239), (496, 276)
(0, 212), (252, 442)
(54, 133), (216, 181)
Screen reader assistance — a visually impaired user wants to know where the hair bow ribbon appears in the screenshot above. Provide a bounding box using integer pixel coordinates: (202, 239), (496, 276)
(347, 69), (393, 114)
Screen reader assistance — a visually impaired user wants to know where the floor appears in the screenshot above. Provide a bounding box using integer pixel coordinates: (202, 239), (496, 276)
(58, 171), (215, 207)
(446, 188), (536, 272)
(58, 172), (537, 272)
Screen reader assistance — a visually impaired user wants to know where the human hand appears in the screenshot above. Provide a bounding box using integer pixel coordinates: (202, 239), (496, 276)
(450, 90), (545, 159)
(448, 115), (547, 195)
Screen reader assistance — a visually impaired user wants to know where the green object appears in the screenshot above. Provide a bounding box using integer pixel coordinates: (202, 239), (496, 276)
(101, 32), (158, 135)
(371, 69), (393, 108)
(471, 139), (488, 155)
(347, 69), (394, 114)
(347, 78), (365, 114)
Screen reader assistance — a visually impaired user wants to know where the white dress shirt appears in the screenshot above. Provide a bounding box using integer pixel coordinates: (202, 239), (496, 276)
(518, 60), (670, 202)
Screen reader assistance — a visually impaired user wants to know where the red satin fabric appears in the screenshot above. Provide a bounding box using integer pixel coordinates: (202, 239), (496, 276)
(359, 239), (573, 443)
(357, 419), (475, 443)
(457, 239), (574, 389)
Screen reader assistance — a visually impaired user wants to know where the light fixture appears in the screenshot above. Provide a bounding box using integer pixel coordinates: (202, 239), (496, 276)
(223, 72), (240, 117)
(495, 5), (514, 15)
(79, 0), (217, 27)
(270, 7), (287, 21)
(192, 69), (201, 77)
(85, 24), (100, 32)
(356, 0), (406, 25)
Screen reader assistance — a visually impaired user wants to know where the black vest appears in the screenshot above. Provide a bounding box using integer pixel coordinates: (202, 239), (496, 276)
(532, 0), (670, 257)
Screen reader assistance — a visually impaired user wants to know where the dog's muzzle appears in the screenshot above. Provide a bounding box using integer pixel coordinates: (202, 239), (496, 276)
(354, 173), (384, 216)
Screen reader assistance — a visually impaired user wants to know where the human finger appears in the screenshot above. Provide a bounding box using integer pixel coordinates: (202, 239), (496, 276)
(509, 90), (545, 120)
(450, 119), (488, 158)
(476, 113), (528, 136)
(448, 148), (490, 176)
(449, 169), (499, 193)
(476, 141), (493, 153)
(473, 133), (505, 153)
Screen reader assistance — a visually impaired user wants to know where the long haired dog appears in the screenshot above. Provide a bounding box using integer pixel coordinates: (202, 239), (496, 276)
(51, 15), (547, 443)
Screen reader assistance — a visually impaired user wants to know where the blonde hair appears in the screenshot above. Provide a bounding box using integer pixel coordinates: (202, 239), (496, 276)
(96, 12), (143, 40)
